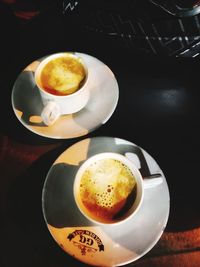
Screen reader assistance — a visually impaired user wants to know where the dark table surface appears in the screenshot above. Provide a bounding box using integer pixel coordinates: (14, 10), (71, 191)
(0, 4), (200, 267)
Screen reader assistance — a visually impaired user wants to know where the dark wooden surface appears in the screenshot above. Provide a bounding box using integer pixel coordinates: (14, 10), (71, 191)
(0, 3), (200, 267)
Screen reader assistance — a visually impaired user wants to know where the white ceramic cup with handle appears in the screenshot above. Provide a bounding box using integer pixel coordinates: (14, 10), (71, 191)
(74, 152), (163, 225)
(35, 52), (89, 126)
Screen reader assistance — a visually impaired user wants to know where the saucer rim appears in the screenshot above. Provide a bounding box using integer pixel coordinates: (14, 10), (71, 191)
(11, 53), (119, 139)
(42, 136), (170, 266)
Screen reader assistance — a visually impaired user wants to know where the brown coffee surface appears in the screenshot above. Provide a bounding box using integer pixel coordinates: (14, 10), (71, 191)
(40, 56), (86, 95)
(79, 158), (137, 223)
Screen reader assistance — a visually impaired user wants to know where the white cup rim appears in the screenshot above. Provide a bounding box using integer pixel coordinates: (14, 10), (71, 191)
(34, 52), (88, 98)
(73, 152), (144, 225)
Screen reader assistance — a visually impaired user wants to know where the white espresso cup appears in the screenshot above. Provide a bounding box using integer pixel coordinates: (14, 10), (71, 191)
(35, 52), (89, 126)
(74, 152), (163, 225)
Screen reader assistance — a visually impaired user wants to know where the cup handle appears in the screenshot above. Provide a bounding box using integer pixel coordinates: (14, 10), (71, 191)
(41, 101), (61, 126)
(143, 174), (163, 189)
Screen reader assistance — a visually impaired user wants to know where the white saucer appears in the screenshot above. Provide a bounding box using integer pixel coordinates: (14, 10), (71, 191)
(11, 53), (119, 139)
(42, 137), (170, 267)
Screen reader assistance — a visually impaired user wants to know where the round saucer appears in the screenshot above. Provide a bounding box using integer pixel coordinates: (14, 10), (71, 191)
(11, 53), (119, 139)
(42, 137), (170, 267)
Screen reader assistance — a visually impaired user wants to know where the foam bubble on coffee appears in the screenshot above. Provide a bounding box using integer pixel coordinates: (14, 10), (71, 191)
(40, 56), (86, 95)
(79, 158), (136, 222)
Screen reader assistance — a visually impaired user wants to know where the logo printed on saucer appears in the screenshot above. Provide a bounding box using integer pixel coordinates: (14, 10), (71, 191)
(67, 230), (104, 255)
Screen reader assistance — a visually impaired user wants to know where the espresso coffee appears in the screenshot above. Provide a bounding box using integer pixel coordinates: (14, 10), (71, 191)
(79, 158), (137, 223)
(39, 55), (86, 96)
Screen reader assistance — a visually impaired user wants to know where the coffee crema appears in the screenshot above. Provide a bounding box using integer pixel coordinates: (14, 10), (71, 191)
(79, 158), (137, 223)
(40, 56), (86, 96)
